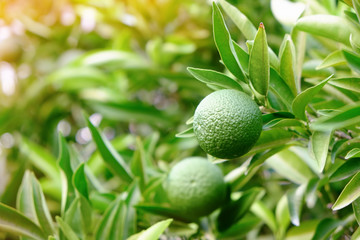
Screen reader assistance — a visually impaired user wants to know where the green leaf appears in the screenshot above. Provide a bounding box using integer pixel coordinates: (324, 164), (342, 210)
(250, 200), (277, 232)
(295, 15), (355, 46)
(77, 50), (147, 69)
(48, 67), (109, 91)
(333, 172), (360, 210)
(287, 184), (306, 226)
(275, 194), (290, 240)
(212, 2), (246, 82)
(354, 0), (360, 22)
(232, 41), (249, 73)
(87, 101), (172, 127)
(292, 75), (332, 121)
(353, 198), (360, 226)
(217, 216), (261, 239)
(310, 102), (360, 131)
(285, 220), (319, 240)
(136, 219), (173, 240)
(263, 118), (303, 129)
(329, 77), (360, 93)
(17, 170), (55, 237)
(73, 164), (89, 200)
(187, 67), (243, 91)
(135, 204), (195, 223)
(351, 226), (360, 240)
(218, 0), (257, 40)
(0, 202), (46, 240)
(87, 118), (133, 183)
(269, 68), (295, 110)
(279, 34), (297, 97)
(247, 129), (296, 155)
(175, 127), (194, 138)
(311, 131), (332, 172)
(95, 197), (124, 240)
(311, 218), (343, 240)
(266, 148), (315, 184)
(342, 50), (360, 73)
(346, 148), (360, 159)
(330, 158), (360, 182)
(130, 138), (148, 192)
(249, 22), (269, 99)
(19, 137), (60, 181)
(316, 51), (346, 69)
(57, 133), (76, 215)
(56, 216), (79, 240)
(217, 187), (264, 231)
(30, 173), (56, 236)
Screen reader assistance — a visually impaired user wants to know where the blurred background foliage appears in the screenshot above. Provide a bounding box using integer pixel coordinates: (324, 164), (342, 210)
(0, 0), (284, 175)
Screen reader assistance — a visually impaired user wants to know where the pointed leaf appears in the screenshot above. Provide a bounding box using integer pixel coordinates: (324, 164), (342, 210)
(212, 2), (246, 82)
(87, 118), (133, 183)
(269, 68), (295, 110)
(292, 75), (332, 121)
(232, 41), (249, 73)
(279, 34), (297, 96)
(137, 219), (173, 240)
(343, 50), (360, 73)
(310, 102), (360, 131)
(218, 0), (257, 40)
(329, 77), (360, 93)
(311, 131), (332, 172)
(317, 51), (346, 69)
(333, 172), (360, 210)
(187, 67), (243, 91)
(353, 198), (360, 226)
(217, 188), (264, 231)
(311, 218), (343, 240)
(330, 158), (360, 182)
(0, 202), (46, 240)
(249, 22), (269, 99)
(346, 148), (360, 159)
(56, 216), (79, 240)
(250, 200), (277, 232)
(175, 127), (194, 138)
(287, 184), (306, 226)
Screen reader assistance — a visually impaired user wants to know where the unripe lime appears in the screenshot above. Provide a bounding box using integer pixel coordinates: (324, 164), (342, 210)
(165, 157), (226, 218)
(193, 89), (262, 159)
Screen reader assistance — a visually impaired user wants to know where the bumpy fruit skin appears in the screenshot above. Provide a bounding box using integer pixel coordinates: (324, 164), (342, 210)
(193, 89), (262, 159)
(165, 157), (226, 218)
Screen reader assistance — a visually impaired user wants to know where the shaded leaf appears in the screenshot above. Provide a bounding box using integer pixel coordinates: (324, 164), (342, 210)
(232, 41), (249, 73)
(217, 187), (263, 231)
(353, 198), (360, 226)
(343, 50), (360, 73)
(330, 158), (360, 182)
(135, 204), (196, 223)
(269, 68), (295, 110)
(311, 218), (343, 240)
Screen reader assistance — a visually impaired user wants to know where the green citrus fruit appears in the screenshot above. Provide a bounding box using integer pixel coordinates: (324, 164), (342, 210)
(193, 89), (262, 159)
(165, 157), (226, 218)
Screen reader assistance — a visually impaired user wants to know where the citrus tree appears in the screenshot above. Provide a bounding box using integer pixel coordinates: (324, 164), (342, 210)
(1, 0), (360, 239)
